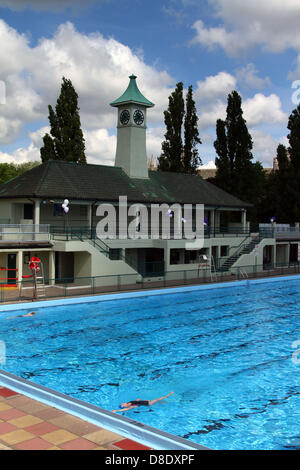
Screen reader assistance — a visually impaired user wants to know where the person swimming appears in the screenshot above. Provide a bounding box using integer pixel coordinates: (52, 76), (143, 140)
(112, 391), (174, 413)
(6, 312), (36, 320)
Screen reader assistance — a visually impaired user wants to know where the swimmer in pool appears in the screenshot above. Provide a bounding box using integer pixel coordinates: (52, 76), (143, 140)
(112, 391), (174, 413)
(6, 312), (36, 319)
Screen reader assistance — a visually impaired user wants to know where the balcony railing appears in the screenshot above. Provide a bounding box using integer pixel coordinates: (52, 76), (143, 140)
(50, 224), (252, 241)
(0, 224), (50, 242)
(259, 224), (300, 239)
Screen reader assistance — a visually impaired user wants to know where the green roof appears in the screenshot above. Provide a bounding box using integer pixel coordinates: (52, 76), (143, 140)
(0, 160), (251, 208)
(110, 75), (154, 108)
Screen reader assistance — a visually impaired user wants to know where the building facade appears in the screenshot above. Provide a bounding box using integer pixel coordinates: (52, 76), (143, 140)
(0, 76), (298, 291)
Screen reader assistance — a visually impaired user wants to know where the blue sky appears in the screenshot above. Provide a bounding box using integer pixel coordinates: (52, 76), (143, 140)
(0, 0), (299, 168)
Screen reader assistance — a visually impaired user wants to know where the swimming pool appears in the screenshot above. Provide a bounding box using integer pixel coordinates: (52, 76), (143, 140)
(0, 277), (299, 450)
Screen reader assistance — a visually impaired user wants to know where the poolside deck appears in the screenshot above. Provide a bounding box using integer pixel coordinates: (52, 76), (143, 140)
(0, 386), (151, 450)
(1, 265), (299, 305)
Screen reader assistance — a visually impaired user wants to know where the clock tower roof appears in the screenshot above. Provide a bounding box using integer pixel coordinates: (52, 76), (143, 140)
(110, 75), (154, 108)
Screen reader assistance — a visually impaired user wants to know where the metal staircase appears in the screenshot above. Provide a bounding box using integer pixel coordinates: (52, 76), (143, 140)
(81, 235), (142, 275)
(218, 236), (261, 273)
(52, 227), (143, 276)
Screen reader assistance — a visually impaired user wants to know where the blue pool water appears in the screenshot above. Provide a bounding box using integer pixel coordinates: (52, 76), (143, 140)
(0, 279), (299, 450)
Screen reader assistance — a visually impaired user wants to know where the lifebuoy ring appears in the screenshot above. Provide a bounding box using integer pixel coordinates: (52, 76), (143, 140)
(29, 257), (40, 272)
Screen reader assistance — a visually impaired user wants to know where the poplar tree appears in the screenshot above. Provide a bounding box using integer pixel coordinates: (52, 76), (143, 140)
(214, 119), (232, 193)
(214, 91), (265, 220)
(158, 83), (202, 174)
(286, 104), (300, 220)
(183, 85), (202, 173)
(158, 82), (185, 172)
(40, 77), (86, 164)
(287, 103), (300, 174)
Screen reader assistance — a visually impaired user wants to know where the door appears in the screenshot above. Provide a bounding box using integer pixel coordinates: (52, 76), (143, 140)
(55, 252), (74, 283)
(7, 254), (17, 285)
(212, 246), (218, 268)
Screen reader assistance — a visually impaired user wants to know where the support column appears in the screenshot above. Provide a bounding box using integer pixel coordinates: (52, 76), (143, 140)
(34, 199), (40, 226)
(241, 210), (247, 233)
(164, 244), (170, 270)
(49, 251), (55, 285)
(88, 204), (92, 232)
(210, 210), (215, 237)
(16, 250), (23, 290)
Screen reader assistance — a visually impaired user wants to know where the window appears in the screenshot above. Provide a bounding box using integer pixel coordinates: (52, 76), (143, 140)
(23, 204), (33, 220)
(53, 204), (64, 217)
(184, 250), (197, 264)
(79, 205), (88, 217)
(221, 246), (229, 257)
(170, 249), (180, 265)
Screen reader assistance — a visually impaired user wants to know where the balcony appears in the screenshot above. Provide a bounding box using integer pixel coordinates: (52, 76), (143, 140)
(259, 224), (300, 240)
(0, 224), (51, 247)
(50, 224), (251, 242)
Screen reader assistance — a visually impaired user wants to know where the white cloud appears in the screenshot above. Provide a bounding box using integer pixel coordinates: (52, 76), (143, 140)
(192, 0), (300, 61)
(198, 100), (227, 129)
(146, 127), (165, 159)
(194, 69), (287, 131)
(243, 94), (287, 127)
(29, 22), (172, 127)
(236, 64), (271, 90)
(250, 129), (287, 166)
(84, 128), (116, 165)
(194, 70), (286, 131)
(0, 19), (174, 160)
(0, 20), (33, 77)
(196, 71), (237, 102)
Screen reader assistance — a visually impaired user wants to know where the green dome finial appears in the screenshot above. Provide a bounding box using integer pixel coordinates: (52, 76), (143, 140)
(110, 75), (154, 108)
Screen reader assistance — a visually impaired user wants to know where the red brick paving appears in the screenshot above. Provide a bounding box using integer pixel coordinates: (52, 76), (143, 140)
(0, 387), (152, 450)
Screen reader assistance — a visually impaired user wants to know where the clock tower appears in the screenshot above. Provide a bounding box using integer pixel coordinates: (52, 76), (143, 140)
(110, 75), (154, 179)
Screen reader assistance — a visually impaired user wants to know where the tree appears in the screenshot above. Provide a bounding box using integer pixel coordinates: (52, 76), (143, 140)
(0, 161), (40, 184)
(40, 77), (86, 164)
(287, 104), (300, 221)
(183, 85), (202, 173)
(158, 82), (184, 172)
(157, 83), (201, 173)
(214, 118), (232, 193)
(288, 104), (300, 174)
(214, 91), (265, 213)
(216, 91), (253, 193)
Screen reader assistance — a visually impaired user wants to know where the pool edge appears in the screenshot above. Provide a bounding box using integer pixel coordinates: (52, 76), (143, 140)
(1, 273), (300, 313)
(0, 369), (209, 451)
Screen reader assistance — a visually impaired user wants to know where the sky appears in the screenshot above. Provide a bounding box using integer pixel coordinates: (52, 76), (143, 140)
(0, 0), (300, 169)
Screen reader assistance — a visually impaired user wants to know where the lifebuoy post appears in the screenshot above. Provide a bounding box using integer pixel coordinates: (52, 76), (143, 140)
(29, 255), (41, 300)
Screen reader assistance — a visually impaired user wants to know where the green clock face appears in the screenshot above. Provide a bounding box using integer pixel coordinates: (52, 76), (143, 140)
(133, 109), (144, 125)
(120, 109), (130, 125)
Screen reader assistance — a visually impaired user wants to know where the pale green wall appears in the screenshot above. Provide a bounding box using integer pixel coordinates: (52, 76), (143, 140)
(115, 104), (149, 179)
(0, 200), (12, 223)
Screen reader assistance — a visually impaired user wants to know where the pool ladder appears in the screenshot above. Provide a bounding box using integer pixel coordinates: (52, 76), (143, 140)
(210, 257), (218, 282)
(237, 268), (249, 281)
(34, 261), (46, 298)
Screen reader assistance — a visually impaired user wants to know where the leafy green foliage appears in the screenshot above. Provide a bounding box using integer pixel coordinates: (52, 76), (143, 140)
(0, 161), (40, 184)
(158, 83), (201, 173)
(214, 91), (265, 221)
(40, 77), (86, 164)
